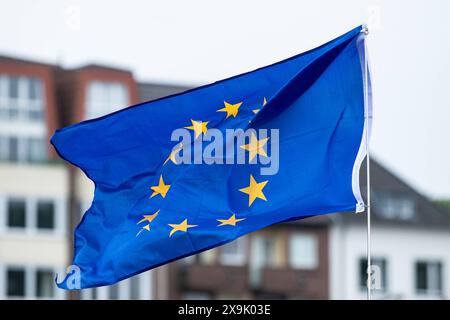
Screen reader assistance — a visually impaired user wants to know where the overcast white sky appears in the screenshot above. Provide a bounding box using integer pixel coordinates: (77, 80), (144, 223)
(1, 0), (449, 199)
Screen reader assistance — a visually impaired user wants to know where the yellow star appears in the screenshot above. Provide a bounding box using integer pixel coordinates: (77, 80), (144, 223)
(217, 101), (242, 119)
(164, 143), (183, 165)
(184, 120), (209, 139)
(137, 210), (160, 224)
(240, 133), (269, 161)
(150, 175), (171, 198)
(168, 219), (197, 237)
(136, 224), (150, 237)
(239, 174), (269, 206)
(217, 214), (245, 226)
(252, 97), (266, 114)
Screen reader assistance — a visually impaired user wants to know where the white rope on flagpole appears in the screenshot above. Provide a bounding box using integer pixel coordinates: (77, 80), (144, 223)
(361, 24), (371, 301)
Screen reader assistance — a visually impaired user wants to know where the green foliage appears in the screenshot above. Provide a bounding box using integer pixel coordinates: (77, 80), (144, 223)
(435, 200), (450, 213)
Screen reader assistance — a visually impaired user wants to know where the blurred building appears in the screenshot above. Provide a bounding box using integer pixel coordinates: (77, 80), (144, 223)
(330, 161), (450, 299)
(0, 54), (449, 300)
(0, 56), (67, 299)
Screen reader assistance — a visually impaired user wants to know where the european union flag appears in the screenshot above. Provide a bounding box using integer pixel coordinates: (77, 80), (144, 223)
(52, 26), (371, 289)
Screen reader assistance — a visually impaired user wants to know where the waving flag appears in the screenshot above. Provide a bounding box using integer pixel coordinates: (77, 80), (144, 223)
(52, 25), (371, 289)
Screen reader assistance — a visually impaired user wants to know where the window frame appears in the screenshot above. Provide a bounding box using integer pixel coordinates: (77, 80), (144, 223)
(85, 80), (129, 120)
(0, 74), (47, 164)
(414, 260), (443, 297)
(373, 190), (416, 220)
(219, 237), (247, 266)
(1, 264), (63, 300)
(35, 267), (56, 298)
(0, 135), (47, 164)
(6, 197), (27, 230)
(289, 233), (319, 270)
(358, 256), (388, 292)
(0, 75), (45, 122)
(36, 200), (56, 230)
(0, 195), (65, 235)
(5, 266), (26, 298)
(80, 271), (152, 300)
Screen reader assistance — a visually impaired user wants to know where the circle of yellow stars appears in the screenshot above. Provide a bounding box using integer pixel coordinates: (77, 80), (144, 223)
(136, 97), (270, 238)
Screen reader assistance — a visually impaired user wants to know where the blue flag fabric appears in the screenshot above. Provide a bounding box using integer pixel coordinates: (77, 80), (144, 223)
(52, 26), (371, 289)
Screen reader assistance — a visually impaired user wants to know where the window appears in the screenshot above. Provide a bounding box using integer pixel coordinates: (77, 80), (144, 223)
(0, 75), (44, 121)
(9, 77), (19, 99)
(129, 276), (141, 300)
(415, 261), (442, 296)
(289, 234), (318, 269)
(86, 81), (128, 120)
(0, 136), (47, 163)
(220, 238), (246, 266)
(7, 268), (26, 297)
(373, 191), (416, 220)
(4, 197), (59, 232)
(0, 75), (46, 164)
(29, 78), (40, 99)
(250, 234), (276, 268)
(36, 269), (55, 298)
(4, 266), (58, 299)
(182, 291), (211, 300)
(0, 135), (7, 161)
(7, 199), (26, 228)
(359, 257), (387, 291)
(0, 76), (7, 118)
(91, 288), (98, 300)
(27, 138), (46, 163)
(8, 136), (18, 162)
(37, 201), (55, 230)
(199, 248), (216, 265)
(260, 236), (276, 267)
(249, 234), (276, 287)
(108, 284), (120, 300)
(181, 255), (196, 264)
(81, 272), (151, 300)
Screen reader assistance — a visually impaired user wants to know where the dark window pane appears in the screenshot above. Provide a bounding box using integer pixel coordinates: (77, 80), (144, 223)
(130, 276), (140, 299)
(29, 78), (42, 100)
(359, 258), (387, 291)
(0, 136), (7, 161)
(9, 105), (19, 118)
(28, 138), (47, 163)
(36, 269), (55, 298)
(37, 201), (54, 229)
(8, 136), (18, 162)
(109, 284), (119, 300)
(416, 262), (427, 291)
(436, 263), (442, 291)
(359, 259), (367, 288)
(7, 199), (26, 228)
(9, 77), (18, 98)
(7, 268), (25, 297)
(0, 108), (8, 119)
(28, 110), (43, 121)
(416, 261), (443, 294)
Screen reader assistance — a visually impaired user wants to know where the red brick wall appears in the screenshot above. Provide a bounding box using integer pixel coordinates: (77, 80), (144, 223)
(57, 67), (138, 125)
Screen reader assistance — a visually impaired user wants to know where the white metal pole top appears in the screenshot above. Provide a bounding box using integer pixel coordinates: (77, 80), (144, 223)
(362, 24), (369, 35)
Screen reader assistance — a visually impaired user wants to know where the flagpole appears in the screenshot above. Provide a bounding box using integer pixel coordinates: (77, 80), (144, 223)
(361, 24), (371, 301)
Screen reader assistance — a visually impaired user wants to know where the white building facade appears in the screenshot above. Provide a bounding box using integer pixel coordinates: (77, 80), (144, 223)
(329, 160), (450, 300)
(330, 223), (450, 299)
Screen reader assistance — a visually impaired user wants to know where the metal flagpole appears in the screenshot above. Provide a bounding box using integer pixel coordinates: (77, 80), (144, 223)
(361, 24), (371, 300)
